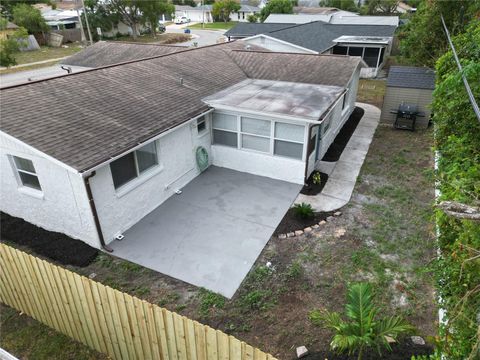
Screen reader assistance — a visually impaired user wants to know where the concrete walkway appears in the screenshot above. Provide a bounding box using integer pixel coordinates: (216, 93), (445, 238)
(0, 57), (67, 71)
(296, 102), (381, 212)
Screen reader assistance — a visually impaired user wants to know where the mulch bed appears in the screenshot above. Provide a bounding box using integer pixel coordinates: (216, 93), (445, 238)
(0, 212), (98, 267)
(322, 107), (365, 162)
(300, 171), (328, 195)
(274, 209), (333, 235)
(306, 338), (434, 359)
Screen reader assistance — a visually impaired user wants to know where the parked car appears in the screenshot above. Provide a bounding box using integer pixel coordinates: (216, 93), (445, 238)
(175, 16), (190, 24)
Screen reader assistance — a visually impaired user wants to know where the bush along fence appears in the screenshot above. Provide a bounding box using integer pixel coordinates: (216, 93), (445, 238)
(0, 243), (277, 360)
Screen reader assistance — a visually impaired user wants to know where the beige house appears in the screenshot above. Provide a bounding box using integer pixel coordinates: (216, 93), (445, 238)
(381, 66), (435, 129)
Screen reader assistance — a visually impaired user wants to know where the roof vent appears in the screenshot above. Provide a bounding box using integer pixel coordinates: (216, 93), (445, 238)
(179, 77), (184, 86)
(245, 44), (251, 51)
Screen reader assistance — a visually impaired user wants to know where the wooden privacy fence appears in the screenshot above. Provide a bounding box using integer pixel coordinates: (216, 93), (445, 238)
(0, 244), (277, 360)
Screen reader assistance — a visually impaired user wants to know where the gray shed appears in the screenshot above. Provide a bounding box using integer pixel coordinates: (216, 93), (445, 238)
(381, 66), (435, 129)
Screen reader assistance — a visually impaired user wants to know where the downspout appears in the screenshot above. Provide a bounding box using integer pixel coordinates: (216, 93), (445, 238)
(84, 172), (113, 252)
(304, 123), (322, 183)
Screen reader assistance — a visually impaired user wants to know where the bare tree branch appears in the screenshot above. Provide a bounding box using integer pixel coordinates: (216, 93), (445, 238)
(438, 201), (480, 221)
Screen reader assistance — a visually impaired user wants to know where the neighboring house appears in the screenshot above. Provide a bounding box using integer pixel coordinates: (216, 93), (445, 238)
(42, 9), (81, 29)
(0, 42), (363, 250)
(226, 21), (397, 77)
(293, 7), (357, 15)
(175, 5), (214, 23)
(230, 5), (261, 22)
(381, 66), (435, 129)
(264, 13), (399, 26)
(0, 22), (19, 40)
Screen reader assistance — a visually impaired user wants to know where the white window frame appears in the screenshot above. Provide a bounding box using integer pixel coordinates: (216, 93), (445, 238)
(240, 117), (272, 154)
(211, 110), (307, 161)
(197, 115), (208, 136)
(110, 141), (162, 195)
(9, 155), (43, 197)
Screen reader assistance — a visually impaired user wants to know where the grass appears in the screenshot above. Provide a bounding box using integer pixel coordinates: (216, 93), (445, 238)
(188, 21), (238, 30)
(13, 45), (83, 65)
(357, 79), (386, 108)
(198, 289), (226, 316)
(0, 304), (107, 360)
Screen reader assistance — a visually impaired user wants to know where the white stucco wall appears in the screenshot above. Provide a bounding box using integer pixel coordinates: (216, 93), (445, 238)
(212, 145), (306, 184)
(0, 133), (99, 248)
(89, 116), (212, 244)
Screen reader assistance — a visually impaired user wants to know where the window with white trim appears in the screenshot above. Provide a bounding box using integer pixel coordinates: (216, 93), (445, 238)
(110, 142), (158, 189)
(212, 113), (237, 147)
(197, 116), (207, 134)
(11, 156), (41, 190)
(241, 117), (271, 153)
(274, 122), (304, 159)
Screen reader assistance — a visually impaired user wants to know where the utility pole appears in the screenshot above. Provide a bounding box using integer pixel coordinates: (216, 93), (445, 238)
(80, 0), (93, 45)
(202, 0), (205, 29)
(76, 7), (87, 44)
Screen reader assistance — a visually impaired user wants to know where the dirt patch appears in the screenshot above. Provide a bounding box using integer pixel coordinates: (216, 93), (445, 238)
(274, 209), (334, 235)
(300, 171), (328, 195)
(0, 212), (98, 267)
(157, 33), (191, 44)
(322, 107), (364, 162)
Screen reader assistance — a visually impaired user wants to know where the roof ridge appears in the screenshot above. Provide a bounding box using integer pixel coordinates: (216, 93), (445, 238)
(267, 20), (325, 34)
(0, 42), (232, 91)
(102, 41), (188, 48)
(230, 48), (354, 59)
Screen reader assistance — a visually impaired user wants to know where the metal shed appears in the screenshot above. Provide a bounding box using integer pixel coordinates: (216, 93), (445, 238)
(381, 66), (435, 129)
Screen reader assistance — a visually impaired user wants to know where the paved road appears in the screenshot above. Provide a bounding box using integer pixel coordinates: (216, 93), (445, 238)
(166, 23), (226, 47)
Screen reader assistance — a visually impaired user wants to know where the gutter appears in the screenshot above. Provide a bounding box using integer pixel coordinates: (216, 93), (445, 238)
(83, 171), (113, 252)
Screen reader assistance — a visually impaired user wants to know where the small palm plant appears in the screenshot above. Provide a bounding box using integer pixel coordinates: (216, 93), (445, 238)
(309, 283), (414, 360)
(293, 202), (314, 219)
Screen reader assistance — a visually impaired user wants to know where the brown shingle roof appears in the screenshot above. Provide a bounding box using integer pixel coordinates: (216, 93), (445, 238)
(0, 42), (362, 173)
(62, 41), (187, 68)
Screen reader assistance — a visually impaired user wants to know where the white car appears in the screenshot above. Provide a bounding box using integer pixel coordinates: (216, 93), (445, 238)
(174, 16), (190, 24)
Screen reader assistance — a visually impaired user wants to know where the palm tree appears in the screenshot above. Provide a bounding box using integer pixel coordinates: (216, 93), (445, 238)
(310, 283), (414, 360)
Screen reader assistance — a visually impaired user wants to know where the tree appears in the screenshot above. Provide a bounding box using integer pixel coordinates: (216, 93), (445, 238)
(361, 0), (399, 15)
(0, 25), (28, 67)
(139, 0), (174, 38)
(399, 0), (480, 67)
(310, 283), (414, 360)
(247, 13), (258, 23)
(83, 0), (120, 41)
(172, 0), (196, 7)
(319, 0), (358, 12)
(259, 0), (293, 22)
(108, 0), (143, 40)
(12, 3), (49, 34)
(212, 0), (240, 23)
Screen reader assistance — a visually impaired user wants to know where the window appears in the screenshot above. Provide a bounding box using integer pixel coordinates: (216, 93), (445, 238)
(212, 113), (238, 147)
(332, 45), (348, 55)
(110, 142), (158, 189)
(197, 116), (206, 134)
(12, 156), (42, 190)
(323, 113), (332, 133)
(342, 93), (347, 110)
(274, 122), (304, 160)
(241, 117), (271, 153)
(347, 47), (363, 57)
(363, 47), (380, 67)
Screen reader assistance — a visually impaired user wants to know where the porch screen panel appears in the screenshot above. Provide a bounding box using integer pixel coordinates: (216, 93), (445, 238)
(332, 45), (348, 55)
(241, 117), (271, 136)
(242, 134), (270, 152)
(241, 117), (271, 153)
(274, 122), (304, 160)
(348, 47), (363, 57)
(364, 47), (380, 67)
(213, 113), (238, 147)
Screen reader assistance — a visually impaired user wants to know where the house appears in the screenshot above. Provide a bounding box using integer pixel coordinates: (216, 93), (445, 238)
(381, 66), (435, 129)
(230, 5), (261, 22)
(175, 5), (214, 23)
(0, 22), (19, 40)
(0, 42), (363, 251)
(226, 21), (397, 77)
(264, 13), (399, 26)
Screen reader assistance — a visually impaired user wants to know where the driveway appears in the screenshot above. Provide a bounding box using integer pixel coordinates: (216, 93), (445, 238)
(110, 166), (301, 298)
(166, 24), (226, 47)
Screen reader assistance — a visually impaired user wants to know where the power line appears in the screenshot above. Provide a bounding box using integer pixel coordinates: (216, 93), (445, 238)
(441, 14), (480, 123)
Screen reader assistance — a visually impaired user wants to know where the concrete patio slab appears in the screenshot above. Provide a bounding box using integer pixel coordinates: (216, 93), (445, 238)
(296, 103), (381, 212)
(109, 166), (301, 298)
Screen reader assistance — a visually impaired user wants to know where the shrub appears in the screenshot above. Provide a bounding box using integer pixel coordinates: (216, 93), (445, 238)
(312, 171), (322, 185)
(240, 289), (274, 310)
(198, 288), (225, 316)
(310, 282), (414, 360)
(293, 202), (314, 219)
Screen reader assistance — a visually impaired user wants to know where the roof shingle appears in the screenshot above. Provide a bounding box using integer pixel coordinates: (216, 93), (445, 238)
(387, 66), (435, 90)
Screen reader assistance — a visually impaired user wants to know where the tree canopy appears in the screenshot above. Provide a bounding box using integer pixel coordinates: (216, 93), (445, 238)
(319, 0), (358, 12)
(140, 0), (174, 37)
(0, 24), (28, 67)
(399, 0), (480, 67)
(12, 3), (49, 34)
(259, 0), (294, 22)
(212, 0), (241, 23)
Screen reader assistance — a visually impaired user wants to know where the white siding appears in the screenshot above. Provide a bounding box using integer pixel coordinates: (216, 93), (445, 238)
(0, 133), (99, 247)
(89, 117), (212, 244)
(381, 87), (432, 129)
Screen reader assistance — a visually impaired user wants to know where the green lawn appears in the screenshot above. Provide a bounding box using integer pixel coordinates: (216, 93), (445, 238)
(13, 45), (83, 65)
(188, 21), (238, 30)
(0, 304), (108, 360)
